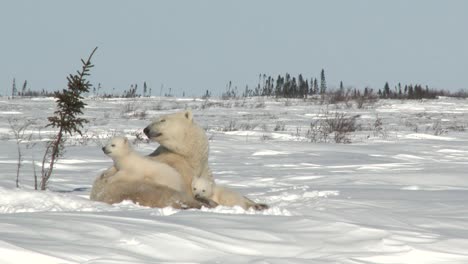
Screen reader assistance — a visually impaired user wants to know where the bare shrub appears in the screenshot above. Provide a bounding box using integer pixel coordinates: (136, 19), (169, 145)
(328, 89), (350, 105)
(121, 102), (137, 115)
(120, 102), (147, 119)
(261, 134), (273, 141)
(8, 118), (35, 188)
(432, 120), (446, 136)
(239, 122), (259, 131)
(255, 101), (266, 108)
(234, 98), (247, 108)
(306, 119), (324, 143)
(324, 112), (359, 143)
(403, 119), (419, 133)
(447, 124), (466, 132)
(356, 94), (378, 109)
(373, 115), (384, 137)
(356, 96), (366, 109)
(222, 120), (238, 132)
(274, 121), (286, 131)
(306, 110), (359, 143)
(133, 110), (147, 120)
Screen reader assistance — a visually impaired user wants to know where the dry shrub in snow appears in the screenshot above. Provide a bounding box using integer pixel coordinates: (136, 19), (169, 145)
(307, 111), (359, 143)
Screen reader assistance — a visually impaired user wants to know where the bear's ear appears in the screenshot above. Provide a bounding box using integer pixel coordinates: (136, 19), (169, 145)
(184, 109), (193, 121)
(123, 137), (128, 144)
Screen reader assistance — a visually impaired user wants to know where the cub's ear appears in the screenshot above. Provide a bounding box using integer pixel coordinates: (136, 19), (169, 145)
(184, 109), (193, 121)
(123, 137), (128, 144)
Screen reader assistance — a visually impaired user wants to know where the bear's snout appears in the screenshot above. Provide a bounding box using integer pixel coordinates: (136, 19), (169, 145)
(143, 126), (150, 137)
(101, 147), (106, 152)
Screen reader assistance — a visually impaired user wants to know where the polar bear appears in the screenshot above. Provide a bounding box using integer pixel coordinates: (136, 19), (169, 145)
(191, 177), (269, 211)
(94, 180), (206, 209)
(102, 136), (186, 192)
(143, 110), (213, 193)
(90, 110), (214, 208)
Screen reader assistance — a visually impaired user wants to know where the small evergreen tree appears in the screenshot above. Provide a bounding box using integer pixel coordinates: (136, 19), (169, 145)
(320, 69), (327, 94)
(384, 82), (390, 98)
(275, 75), (283, 97)
(408, 85), (414, 99)
(313, 78), (319, 94)
(40, 47), (97, 190)
(12, 78), (17, 98)
(21, 80), (28, 96)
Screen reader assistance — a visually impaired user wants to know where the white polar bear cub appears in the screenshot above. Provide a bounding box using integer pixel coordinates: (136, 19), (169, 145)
(191, 177), (268, 210)
(102, 136), (186, 192)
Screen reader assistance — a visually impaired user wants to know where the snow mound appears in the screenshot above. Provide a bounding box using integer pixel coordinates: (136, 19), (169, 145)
(0, 187), (107, 213)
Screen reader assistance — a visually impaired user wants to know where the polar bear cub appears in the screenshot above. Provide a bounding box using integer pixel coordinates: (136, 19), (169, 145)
(102, 136), (186, 192)
(191, 177), (268, 210)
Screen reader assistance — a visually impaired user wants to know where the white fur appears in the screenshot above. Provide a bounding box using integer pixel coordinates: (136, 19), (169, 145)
(145, 110), (213, 193)
(191, 177), (253, 210)
(103, 136), (186, 192)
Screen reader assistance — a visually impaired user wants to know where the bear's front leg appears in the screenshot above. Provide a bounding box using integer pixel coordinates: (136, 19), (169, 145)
(90, 166), (119, 200)
(194, 195), (218, 208)
(100, 166), (118, 180)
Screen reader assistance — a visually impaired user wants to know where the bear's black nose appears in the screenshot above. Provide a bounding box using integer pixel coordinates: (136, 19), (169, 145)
(143, 126), (150, 136)
(101, 147), (105, 152)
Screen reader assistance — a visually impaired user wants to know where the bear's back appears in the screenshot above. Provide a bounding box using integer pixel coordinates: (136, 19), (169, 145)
(213, 185), (246, 208)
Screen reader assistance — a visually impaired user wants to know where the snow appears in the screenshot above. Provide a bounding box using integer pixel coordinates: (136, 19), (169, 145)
(1, 96), (468, 263)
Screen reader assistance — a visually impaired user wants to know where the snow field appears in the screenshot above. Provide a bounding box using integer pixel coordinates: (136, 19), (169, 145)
(0, 96), (467, 263)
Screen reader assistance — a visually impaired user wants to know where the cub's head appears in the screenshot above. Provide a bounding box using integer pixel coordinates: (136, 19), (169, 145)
(143, 110), (194, 148)
(102, 136), (131, 158)
(191, 177), (214, 199)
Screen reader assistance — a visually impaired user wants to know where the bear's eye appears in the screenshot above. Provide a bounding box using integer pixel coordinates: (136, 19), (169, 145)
(202, 190), (205, 192)
(160, 119), (166, 123)
(111, 144), (116, 147)
(193, 187), (197, 191)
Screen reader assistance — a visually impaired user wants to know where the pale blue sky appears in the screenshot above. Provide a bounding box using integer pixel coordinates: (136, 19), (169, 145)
(1, 0), (467, 96)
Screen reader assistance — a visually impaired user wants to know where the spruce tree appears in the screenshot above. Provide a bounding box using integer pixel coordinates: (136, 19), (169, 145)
(21, 80), (27, 96)
(320, 69), (327, 94)
(384, 82), (390, 98)
(313, 78), (319, 94)
(275, 75), (283, 98)
(12, 78), (17, 98)
(40, 47), (97, 190)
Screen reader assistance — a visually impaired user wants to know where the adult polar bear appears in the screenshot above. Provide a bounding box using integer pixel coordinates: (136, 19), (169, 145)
(90, 110), (213, 208)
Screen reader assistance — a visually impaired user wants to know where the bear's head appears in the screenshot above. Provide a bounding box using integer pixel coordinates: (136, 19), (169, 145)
(143, 110), (196, 153)
(191, 176), (214, 199)
(102, 136), (131, 159)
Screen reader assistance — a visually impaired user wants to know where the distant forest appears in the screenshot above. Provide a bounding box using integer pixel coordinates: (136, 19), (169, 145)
(217, 70), (467, 101)
(6, 69), (468, 100)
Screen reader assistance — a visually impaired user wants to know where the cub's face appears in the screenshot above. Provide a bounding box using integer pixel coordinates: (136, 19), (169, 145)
(102, 136), (129, 158)
(143, 110), (193, 146)
(191, 177), (214, 198)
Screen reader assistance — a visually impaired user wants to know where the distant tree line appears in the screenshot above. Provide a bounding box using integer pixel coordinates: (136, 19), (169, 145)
(220, 69), (467, 101)
(5, 69), (467, 100)
(377, 82), (458, 100)
(6, 79), (164, 99)
(8, 78), (55, 98)
(222, 69), (328, 99)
